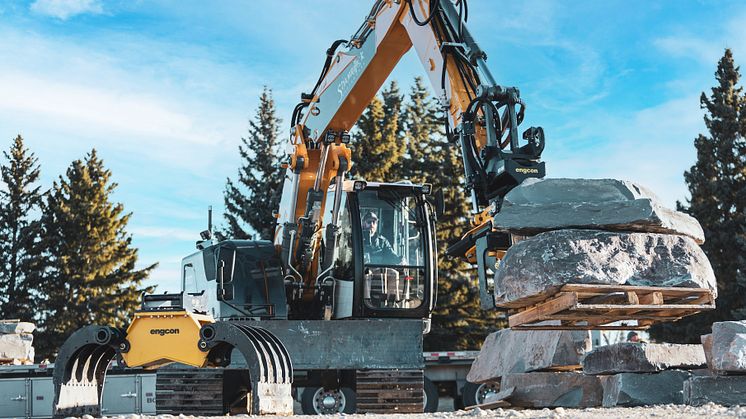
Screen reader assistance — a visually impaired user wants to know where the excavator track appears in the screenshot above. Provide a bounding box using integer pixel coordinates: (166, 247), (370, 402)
(156, 368), (225, 415)
(356, 369), (424, 414)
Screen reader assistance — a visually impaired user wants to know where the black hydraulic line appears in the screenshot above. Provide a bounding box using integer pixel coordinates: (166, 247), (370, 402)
(406, 0), (438, 27)
(311, 39), (348, 96)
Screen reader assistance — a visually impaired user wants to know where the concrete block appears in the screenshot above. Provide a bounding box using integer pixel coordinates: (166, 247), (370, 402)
(501, 372), (604, 408)
(0, 322), (35, 334)
(494, 178), (705, 243)
(0, 333), (34, 361)
(467, 329), (591, 383)
(582, 343), (706, 374)
(602, 370), (690, 407)
(711, 321), (746, 373)
(494, 229), (717, 306)
(685, 375), (746, 406)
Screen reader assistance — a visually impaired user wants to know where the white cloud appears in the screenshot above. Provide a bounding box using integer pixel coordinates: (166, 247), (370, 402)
(30, 0), (103, 20)
(654, 10), (746, 65)
(548, 95), (704, 208)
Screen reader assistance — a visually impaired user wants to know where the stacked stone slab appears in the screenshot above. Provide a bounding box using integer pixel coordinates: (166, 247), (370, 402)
(579, 342), (706, 407)
(491, 178), (716, 307)
(467, 329), (591, 383)
(466, 329), (595, 407)
(685, 321), (746, 406)
(581, 343), (704, 407)
(0, 321), (35, 364)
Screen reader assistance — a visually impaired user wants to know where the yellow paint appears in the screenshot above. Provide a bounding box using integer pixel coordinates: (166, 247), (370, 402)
(121, 310), (214, 369)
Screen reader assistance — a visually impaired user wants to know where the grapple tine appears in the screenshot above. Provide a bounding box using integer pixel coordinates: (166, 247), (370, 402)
(199, 322), (293, 415)
(52, 325), (123, 418)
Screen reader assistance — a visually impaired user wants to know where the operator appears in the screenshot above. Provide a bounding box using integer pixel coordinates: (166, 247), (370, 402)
(361, 211), (399, 264)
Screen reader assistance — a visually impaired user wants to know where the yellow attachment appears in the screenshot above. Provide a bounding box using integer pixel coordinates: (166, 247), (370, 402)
(121, 310), (213, 369)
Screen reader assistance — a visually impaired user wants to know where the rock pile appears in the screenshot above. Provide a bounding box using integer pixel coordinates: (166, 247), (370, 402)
(685, 320), (746, 406)
(491, 178), (716, 307)
(0, 321), (35, 365)
(579, 342), (706, 407)
(468, 325), (746, 409)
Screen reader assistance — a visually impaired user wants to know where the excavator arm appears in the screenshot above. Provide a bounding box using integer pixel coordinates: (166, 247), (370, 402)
(276, 0), (545, 294)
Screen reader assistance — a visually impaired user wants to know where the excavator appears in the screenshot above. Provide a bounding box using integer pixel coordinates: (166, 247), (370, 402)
(51, 0), (546, 416)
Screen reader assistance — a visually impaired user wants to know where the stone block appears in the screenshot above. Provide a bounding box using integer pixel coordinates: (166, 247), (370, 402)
(701, 334), (714, 370)
(0, 334), (34, 361)
(0, 322), (35, 334)
(582, 343), (706, 374)
(711, 321), (746, 373)
(602, 370), (690, 407)
(494, 178), (705, 243)
(685, 375), (746, 406)
(494, 229), (717, 306)
(501, 372), (603, 408)
(467, 329), (591, 383)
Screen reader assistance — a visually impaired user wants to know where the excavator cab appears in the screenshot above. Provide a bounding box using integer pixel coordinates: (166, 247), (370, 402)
(314, 180), (437, 321)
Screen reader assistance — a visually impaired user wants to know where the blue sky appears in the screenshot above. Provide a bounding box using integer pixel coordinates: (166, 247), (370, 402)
(1, 0), (743, 292)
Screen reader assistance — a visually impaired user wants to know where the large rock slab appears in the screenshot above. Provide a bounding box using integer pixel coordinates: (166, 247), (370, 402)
(494, 229), (717, 306)
(602, 370), (690, 407)
(0, 322), (35, 334)
(494, 178), (705, 243)
(467, 329), (591, 383)
(0, 334), (34, 361)
(685, 375), (746, 406)
(710, 321), (746, 373)
(501, 372), (604, 408)
(582, 343), (706, 374)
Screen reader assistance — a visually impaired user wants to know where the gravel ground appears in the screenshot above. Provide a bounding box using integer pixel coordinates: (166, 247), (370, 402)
(100, 404), (746, 419)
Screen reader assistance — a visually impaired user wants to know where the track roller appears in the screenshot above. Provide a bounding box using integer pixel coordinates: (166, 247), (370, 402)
(198, 322), (294, 415)
(52, 325), (124, 418)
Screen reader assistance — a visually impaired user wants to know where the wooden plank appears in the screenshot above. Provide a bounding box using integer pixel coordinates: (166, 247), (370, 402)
(513, 325), (650, 331)
(573, 303), (714, 311)
(508, 292), (578, 328)
(638, 291), (664, 305)
(543, 364), (581, 372)
(561, 283), (711, 295)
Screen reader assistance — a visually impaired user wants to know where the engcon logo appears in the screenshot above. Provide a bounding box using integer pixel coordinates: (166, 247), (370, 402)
(515, 167), (540, 174)
(150, 328), (180, 336)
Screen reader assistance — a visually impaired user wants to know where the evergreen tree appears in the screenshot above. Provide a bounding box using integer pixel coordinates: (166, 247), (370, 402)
(36, 150), (156, 359)
(350, 81), (406, 181)
(224, 87), (284, 239)
(0, 135), (44, 321)
(400, 77), (505, 350)
(651, 49), (746, 342)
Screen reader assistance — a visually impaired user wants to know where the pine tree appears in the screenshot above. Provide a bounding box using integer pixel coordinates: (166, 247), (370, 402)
(400, 77), (505, 350)
(224, 87), (284, 240)
(36, 150), (156, 359)
(350, 81), (406, 181)
(651, 49), (746, 342)
(0, 135), (45, 321)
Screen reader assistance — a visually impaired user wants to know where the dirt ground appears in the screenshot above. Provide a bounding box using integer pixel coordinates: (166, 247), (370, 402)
(101, 402), (746, 419)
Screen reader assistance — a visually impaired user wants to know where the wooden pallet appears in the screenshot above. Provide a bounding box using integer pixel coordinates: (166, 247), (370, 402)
(508, 284), (715, 330)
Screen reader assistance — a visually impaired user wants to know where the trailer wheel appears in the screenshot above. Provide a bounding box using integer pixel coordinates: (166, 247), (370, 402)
(423, 377), (438, 412)
(301, 386), (356, 414)
(460, 381), (499, 408)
